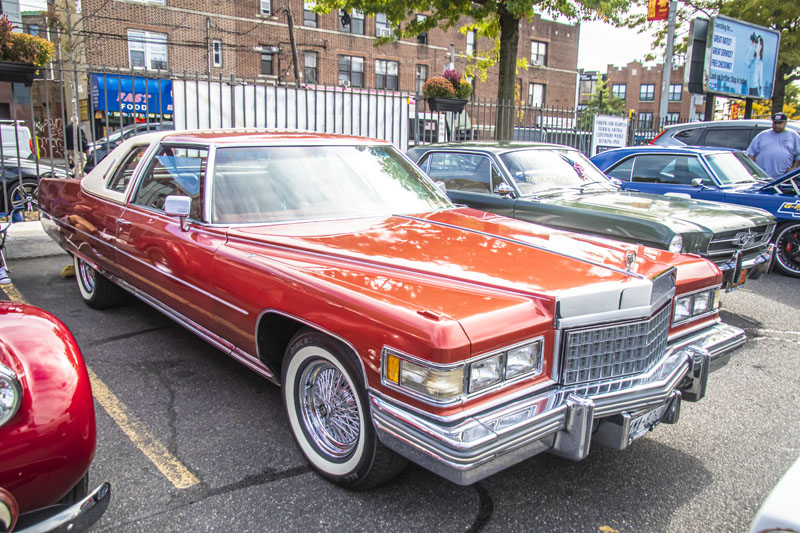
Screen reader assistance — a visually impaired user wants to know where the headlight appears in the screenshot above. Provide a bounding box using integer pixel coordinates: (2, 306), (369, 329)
(0, 365), (21, 427)
(668, 234), (683, 253)
(384, 338), (545, 402)
(673, 288), (721, 325)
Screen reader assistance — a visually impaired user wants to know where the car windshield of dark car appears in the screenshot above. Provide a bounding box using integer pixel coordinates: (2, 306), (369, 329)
(705, 152), (769, 185)
(499, 149), (615, 196)
(212, 145), (452, 224)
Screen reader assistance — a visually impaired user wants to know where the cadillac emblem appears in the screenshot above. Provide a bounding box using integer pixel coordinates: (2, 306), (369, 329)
(625, 251), (637, 271)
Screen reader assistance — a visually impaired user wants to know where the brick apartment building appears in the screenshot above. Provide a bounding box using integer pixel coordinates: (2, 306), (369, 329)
(76, 0), (579, 109)
(604, 60), (705, 128)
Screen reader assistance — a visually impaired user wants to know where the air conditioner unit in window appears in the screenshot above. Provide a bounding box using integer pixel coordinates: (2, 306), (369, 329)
(339, 79), (351, 87)
(378, 27), (392, 38)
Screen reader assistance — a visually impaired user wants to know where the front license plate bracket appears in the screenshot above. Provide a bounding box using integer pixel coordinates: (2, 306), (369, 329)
(592, 391), (681, 450)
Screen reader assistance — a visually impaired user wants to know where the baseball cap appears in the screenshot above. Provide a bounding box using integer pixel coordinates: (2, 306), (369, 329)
(772, 112), (788, 122)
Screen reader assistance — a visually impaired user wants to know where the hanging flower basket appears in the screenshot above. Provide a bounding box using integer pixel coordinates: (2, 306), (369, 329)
(426, 97), (467, 113)
(0, 60), (40, 85)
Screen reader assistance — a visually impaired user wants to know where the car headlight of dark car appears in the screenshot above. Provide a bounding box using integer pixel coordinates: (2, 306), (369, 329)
(0, 365), (21, 426)
(669, 234), (683, 253)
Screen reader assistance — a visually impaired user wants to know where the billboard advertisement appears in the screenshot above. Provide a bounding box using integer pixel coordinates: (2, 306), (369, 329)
(704, 15), (780, 99)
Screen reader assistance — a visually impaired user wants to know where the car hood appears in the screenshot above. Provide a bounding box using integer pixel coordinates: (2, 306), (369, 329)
(541, 190), (774, 232)
(228, 208), (718, 310)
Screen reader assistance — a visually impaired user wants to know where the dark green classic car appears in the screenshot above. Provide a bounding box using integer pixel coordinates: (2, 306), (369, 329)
(407, 142), (776, 289)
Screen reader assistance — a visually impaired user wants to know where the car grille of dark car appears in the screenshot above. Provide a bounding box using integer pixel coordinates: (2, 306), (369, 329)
(706, 224), (774, 261)
(562, 305), (671, 386)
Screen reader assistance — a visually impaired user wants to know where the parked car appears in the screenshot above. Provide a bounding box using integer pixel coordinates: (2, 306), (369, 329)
(407, 142), (775, 290)
(0, 121), (33, 160)
(40, 130), (745, 489)
(650, 119), (800, 150)
(0, 157), (70, 211)
(85, 121), (174, 171)
(0, 301), (110, 531)
(590, 145), (800, 277)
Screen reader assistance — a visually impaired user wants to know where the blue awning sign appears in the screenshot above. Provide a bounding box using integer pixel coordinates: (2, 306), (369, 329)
(91, 73), (173, 115)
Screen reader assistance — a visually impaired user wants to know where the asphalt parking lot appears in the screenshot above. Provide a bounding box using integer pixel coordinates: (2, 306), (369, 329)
(4, 250), (800, 533)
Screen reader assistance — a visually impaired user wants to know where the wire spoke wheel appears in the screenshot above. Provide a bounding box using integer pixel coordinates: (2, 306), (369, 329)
(77, 258), (97, 295)
(299, 360), (360, 459)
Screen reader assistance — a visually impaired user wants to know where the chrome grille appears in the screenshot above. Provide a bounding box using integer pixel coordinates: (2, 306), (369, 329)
(562, 305), (671, 386)
(706, 224), (774, 259)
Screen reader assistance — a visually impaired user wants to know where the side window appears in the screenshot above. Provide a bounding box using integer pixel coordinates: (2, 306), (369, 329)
(428, 153), (493, 193)
(491, 165), (504, 192)
(673, 128), (703, 146)
(703, 128), (752, 150)
(606, 158), (634, 181)
(131, 145), (208, 220)
(107, 145), (147, 193)
(632, 155), (711, 185)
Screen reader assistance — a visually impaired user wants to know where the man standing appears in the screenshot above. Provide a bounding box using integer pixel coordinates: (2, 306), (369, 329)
(64, 120), (87, 176)
(746, 113), (800, 178)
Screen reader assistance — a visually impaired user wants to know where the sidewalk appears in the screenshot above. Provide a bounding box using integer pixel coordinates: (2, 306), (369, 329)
(6, 220), (66, 259)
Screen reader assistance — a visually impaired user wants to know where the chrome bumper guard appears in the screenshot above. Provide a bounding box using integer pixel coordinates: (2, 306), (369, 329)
(716, 244), (775, 290)
(370, 322), (744, 486)
(16, 483), (111, 533)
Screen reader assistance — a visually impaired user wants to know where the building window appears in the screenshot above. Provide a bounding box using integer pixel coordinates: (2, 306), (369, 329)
(612, 84), (626, 99)
(127, 30), (168, 70)
(339, 9), (365, 34)
(304, 1), (317, 27)
(375, 59), (399, 90)
(466, 30), (475, 56)
(261, 49), (274, 75)
(416, 14), (428, 44)
(260, 0), (271, 15)
(640, 84), (655, 101)
(27, 24), (39, 36)
(416, 64), (428, 94)
(212, 40), (222, 68)
(528, 83), (545, 107)
(668, 83), (682, 101)
(376, 13), (393, 37)
(579, 77), (597, 103)
(638, 112), (654, 129)
(531, 41), (547, 67)
(338, 55), (364, 87)
(665, 112), (680, 125)
(304, 52), (318, 84)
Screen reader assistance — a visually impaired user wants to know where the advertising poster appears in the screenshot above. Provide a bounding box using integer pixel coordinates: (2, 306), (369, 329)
(591, 115), (628, 156)
(705, 15), (780, 99)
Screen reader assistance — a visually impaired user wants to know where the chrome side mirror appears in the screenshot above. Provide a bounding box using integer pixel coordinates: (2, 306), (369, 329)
(494, 182), (515, 198)
(164, 195), (192, 231)
(691, 178), (704, 187)
(435, 181), (448, 195)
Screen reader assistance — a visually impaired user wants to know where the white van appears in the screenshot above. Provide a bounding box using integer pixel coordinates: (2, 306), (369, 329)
(0, 122), (33, 159)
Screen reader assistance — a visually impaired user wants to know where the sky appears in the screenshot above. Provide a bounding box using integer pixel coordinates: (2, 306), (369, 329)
(577, 20), (662, 73)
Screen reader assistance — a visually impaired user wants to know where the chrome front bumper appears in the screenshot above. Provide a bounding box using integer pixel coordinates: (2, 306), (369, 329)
(16, 483), (110, 533)
(370, 321), (744, 486)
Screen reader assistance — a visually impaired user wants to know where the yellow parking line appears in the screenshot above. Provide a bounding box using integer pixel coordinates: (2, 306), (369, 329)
(3, 280), (199, 490)
(88, 368), (200, 489)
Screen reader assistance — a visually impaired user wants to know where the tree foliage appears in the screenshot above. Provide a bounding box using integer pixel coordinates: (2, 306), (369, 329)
(312, 0), (633, 139)
(578, 79), (627, 129)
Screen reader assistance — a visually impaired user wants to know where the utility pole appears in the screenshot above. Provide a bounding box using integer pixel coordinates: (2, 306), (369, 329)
(65, 0), (82, 178)
(658, 0), (677, 127)
(285, 0), (301, 85)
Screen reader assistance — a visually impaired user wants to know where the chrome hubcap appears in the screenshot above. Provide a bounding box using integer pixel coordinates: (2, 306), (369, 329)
(298, 360), (360, 459)
(78, 260), (96, 293)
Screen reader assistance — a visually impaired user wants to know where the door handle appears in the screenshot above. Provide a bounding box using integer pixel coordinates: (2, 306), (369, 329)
(118, 219), (131, 226)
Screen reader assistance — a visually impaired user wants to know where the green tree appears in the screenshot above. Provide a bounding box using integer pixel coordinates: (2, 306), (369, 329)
(613, 0), (800, 115)
(578, 79), (626, 129)
(312, 0), (631, 140)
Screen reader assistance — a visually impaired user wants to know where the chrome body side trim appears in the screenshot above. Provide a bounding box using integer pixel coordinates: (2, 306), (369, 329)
(370, 321), (743, 486)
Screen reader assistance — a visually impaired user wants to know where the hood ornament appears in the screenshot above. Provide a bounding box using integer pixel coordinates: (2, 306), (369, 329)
(625, 251), (637, 272)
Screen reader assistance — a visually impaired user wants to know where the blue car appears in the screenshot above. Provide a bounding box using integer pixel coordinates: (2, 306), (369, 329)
(591, 146), (799, 277)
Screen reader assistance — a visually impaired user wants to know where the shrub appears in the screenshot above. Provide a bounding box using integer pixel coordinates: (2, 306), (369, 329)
(0, 15), (55, 67)
(422, 76), (456, 98)
(455, 80), (472, 99)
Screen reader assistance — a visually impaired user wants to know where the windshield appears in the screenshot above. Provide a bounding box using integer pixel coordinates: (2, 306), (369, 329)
(212, 145), (452, 224)
(705, 152), (769, 185)
(499, 148), (616, 196)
